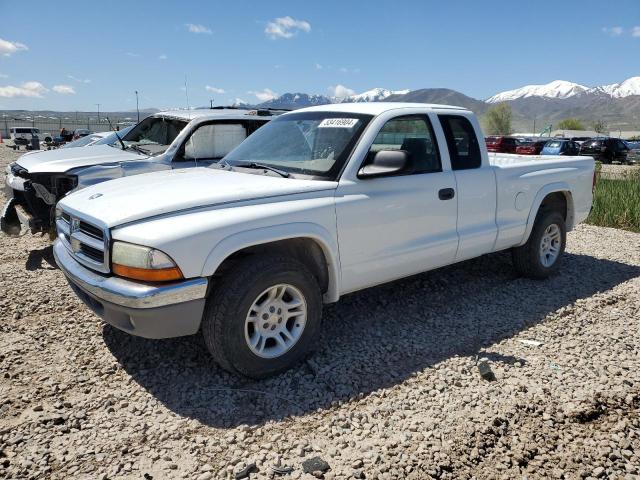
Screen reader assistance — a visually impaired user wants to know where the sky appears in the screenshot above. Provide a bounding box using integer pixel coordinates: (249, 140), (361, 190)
(0, 0), (638, 111)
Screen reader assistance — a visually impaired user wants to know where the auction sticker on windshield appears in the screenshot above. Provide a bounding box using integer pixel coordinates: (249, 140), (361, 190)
(318, 118), (359, 128)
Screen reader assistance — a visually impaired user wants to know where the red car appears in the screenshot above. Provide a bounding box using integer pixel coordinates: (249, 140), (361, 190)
(485, 136), (518, 153)
(515, 139), (548, 155)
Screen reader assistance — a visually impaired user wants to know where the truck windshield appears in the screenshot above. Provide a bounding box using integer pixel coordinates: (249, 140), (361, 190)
(222, 111), (373, 179)
(122, 116), (188, 155)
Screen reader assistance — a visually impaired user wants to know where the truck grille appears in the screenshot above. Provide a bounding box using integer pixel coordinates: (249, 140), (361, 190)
(56, 210), (110, 273)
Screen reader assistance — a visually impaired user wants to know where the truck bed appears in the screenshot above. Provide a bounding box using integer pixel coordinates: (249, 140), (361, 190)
(486, 152), (595, 252)
(488, 151), (592, 168)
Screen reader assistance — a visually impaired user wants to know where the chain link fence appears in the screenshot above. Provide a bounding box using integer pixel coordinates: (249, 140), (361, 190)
(1, 115), (139, 140)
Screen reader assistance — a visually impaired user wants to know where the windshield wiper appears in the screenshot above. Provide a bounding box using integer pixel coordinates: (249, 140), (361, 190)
(235, 162), (290, 178)
(129, 144), (151, 155)
(105, 116), (127, 150)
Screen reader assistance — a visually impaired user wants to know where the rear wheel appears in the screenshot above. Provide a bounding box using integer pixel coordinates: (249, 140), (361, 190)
(512, 210), (566, 279)
(201, 255), (322, 378)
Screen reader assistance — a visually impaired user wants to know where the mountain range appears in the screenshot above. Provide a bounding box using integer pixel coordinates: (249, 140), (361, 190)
(247, 77), (640, 132)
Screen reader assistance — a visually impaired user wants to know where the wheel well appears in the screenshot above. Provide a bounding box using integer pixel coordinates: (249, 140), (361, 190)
(213, 238), (330, 294)
(538, 191), (568, 220)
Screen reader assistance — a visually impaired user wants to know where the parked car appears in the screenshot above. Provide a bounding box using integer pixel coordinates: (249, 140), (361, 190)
(1, 108), (279, 237)
(72, 129), (93, 140)
(541, 139), (581, 156)
(625, 141), (640, 164)
(9, 127), (40, 146)
(53, 102), (595, 378)
(579, 137), (629, 164)
(569, 136), (591, 145)
(515, 139), (548, 155)
(485, 135), (519, 153)
(62, 126), (135, 149)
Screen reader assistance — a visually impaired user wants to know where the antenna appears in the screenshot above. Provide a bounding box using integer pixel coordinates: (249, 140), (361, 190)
(184, 75), (191, 116)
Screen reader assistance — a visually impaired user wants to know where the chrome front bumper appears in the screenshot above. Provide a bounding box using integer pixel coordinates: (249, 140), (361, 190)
(53, 239), (209, 338)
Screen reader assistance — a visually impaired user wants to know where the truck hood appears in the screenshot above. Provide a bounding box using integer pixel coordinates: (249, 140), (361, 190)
(59, 167), (337, 227)
(16, 145), (145, 173)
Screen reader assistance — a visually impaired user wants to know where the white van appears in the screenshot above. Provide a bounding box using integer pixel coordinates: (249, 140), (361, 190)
(9, 127), (40, 146)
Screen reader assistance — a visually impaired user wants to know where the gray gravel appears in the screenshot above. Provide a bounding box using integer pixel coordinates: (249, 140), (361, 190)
(1, 146), (639, 479)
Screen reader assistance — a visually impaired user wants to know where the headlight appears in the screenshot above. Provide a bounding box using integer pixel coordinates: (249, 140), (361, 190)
(111, 241), (183, 282)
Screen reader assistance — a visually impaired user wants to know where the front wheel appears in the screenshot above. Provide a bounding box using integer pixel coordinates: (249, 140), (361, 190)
(512, 210), (566, 279)
(201, 255), (322, 378)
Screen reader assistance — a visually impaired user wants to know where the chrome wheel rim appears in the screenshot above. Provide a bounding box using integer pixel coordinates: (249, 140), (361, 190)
(539, 223), (561, 268)
(245, 284), (307, 359)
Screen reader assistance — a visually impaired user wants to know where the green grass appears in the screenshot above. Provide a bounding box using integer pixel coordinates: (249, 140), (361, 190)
(586, 170), (640, 232)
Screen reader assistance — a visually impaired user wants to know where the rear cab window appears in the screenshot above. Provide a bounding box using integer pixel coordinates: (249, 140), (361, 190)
(438, 115), (482, 170)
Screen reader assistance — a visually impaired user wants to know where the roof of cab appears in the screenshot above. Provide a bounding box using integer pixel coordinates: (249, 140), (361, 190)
(292, 102), (470, 116)
(154, 108), (279, 121)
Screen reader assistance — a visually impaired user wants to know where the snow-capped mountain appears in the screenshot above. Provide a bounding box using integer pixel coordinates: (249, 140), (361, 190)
(342, 87), (410, 103)
(255, 88), (409, 109)
(487, 80), (589, 103)
(590, 77), (640, 98)
(487, 77), (640, 103)
(256, 93), (333, 110)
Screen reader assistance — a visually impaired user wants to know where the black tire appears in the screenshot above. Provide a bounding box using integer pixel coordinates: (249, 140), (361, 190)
(201, 255), (322, 379)
(512, 210), (566, 279)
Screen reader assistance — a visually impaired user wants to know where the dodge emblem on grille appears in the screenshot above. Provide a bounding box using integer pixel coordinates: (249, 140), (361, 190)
(71, 217), (80, 232)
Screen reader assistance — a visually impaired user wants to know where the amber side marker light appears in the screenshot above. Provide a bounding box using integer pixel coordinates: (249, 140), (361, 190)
(112, 263), (183, 282)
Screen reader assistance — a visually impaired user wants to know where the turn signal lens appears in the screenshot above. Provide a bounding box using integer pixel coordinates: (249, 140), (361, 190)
(112, 263), (183, 282)
(111, 241), (183, 282)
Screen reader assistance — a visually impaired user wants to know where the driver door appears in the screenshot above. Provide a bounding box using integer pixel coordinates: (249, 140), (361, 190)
(335, 114), (459, 294)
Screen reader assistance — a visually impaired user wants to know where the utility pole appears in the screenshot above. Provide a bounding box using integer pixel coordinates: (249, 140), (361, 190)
(135, 91), (140, 122)
(95, 103), (101, 128)
(533, 116), (536, 136)
(210, 98), (214, 109)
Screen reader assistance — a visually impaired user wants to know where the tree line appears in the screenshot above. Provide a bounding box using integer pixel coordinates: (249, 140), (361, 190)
(482, 103), (609, 136)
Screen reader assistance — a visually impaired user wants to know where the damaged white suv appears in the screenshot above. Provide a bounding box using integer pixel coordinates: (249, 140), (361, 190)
(2, 108), (277, 237)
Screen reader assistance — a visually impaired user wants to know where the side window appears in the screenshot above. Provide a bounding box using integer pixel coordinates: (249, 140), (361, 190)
(183, 123), (247, 161)
(438, 115), (481, 170)
(369, 115), (441, 174)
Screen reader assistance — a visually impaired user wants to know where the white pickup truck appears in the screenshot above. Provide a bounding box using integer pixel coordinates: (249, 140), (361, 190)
(53, 103), (594, 378)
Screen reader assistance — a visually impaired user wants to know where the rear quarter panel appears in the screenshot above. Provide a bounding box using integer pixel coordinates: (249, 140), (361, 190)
(490, 154), (594, 250)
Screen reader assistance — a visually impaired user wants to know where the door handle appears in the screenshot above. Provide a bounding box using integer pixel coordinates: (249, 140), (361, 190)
(438, 188), (455, 200)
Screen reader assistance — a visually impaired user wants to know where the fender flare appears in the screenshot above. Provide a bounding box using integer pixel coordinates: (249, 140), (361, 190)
(201, 222), (341, 303)
(518, 182), (573, 246)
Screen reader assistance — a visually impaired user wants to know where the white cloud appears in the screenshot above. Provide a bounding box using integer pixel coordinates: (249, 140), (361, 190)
(125, 52), (140, 57)
(67, 74), (91, 84)
(328, 84), (355, 99)
(158, 54), (168, 60)
(53, 84), (75, 95)
(265, 16), (311, 39)
(186, 23), (212, 34)
(632, 26), (640, 37)
(231, 97), (249, 106)
(0, 38), (28, 56)
(315, 63), (323, 70)
(0, 73), (8, 78)
(205, 85), (225, 94)
(602, 26), (624, 36)
(248, 88), (278, 102)
(0, 81), (48, 98)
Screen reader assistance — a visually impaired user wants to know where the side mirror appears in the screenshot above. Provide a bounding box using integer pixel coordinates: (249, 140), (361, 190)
(358, 150), (409, 178)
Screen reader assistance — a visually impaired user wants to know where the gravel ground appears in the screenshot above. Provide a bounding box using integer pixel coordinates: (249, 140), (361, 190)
(1, 146), (639, 480)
